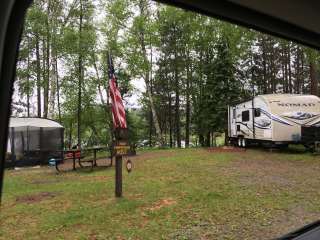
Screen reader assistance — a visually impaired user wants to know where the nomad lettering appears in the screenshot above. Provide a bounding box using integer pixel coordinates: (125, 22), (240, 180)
(277, 103), (316, 107)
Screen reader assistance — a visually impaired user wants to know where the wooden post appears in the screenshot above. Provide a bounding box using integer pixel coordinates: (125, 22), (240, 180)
(72, 151), (76, 171)
(115, 155), (122, 198)
(114, 128), (128, 198)
(93, 149), (97, 166)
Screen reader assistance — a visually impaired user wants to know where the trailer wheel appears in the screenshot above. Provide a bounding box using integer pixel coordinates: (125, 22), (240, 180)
(242, 138), (246, 148)
(238, 138), (242, 147)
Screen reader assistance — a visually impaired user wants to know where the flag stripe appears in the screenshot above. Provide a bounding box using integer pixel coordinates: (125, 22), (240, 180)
(108, 60), (127, 129)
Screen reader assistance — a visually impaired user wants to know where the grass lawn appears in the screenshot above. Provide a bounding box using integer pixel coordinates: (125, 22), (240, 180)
(1, 147), (320, 239)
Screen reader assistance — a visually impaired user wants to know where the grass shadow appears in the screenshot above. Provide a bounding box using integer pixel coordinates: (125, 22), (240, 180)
(250, 144), (310, 155)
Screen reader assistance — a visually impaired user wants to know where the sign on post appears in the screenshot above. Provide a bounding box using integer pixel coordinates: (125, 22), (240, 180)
(114, 145), (130, 156)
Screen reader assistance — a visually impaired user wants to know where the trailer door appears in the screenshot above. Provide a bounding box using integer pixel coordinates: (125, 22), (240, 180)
(231, 107), (237, 136)
(241, 110), (251, 137)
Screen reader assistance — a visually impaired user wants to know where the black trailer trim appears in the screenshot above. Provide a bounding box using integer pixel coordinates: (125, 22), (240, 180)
(236, 122), (253, 133)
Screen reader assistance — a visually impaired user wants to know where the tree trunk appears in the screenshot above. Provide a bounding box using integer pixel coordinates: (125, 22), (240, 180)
(55, 49), (61, 122)
(35, 34), (41, 118)
(92, 54), (105, 106)
(138, 0), (164, 146)
(185, 49), (191, 148)
(77, 0), (83, 148)
(174, 59), (181, 148)
(284, 47), (289, 93)
(281, 49), (285, 93)
(92, 52), (111, 144)
(199, 134), (204, 147)
(169, 93), (173, 148)
(26, 37), (30, 117)
(288, 44), (292, 93)
(149, 109), (153, 147)
(262, 39), (267, 94)
(205, 132), (210, 147)
(270, 43), (276, 93)
(51, 2), (61, 122)
(49, 63), (56, 118)
(69, 120), (72, 149)
(145, 81), (163, 143)
(42, 37), (49, 118)
(45, 0), (51, 118)
(301, 49), (305, 94)
(310, 61), (318, 96)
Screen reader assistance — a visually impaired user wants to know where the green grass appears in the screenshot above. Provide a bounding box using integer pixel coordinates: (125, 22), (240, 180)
(1, 147), (320, 239)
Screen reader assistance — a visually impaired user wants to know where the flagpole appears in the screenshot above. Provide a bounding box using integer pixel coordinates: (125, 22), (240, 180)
(115, 136), (122, 198)
(108, 51), (124, 198)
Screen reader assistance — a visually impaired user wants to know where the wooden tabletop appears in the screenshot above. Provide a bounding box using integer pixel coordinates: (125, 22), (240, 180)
(64, 149), (80, 153)
(83, 146), (107, 151)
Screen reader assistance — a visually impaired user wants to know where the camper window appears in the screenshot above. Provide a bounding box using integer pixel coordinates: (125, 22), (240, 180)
(242, 110), (250, 122)
(254, 108), (261, 117)
(233, 108), (236, 119)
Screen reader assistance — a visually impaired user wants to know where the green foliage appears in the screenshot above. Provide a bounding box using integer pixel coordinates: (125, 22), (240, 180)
(14, 0), (320, 149)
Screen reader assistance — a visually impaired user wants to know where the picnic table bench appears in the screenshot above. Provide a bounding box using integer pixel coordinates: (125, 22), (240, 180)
(64, 149), (93, 170)
(49, 146), (110, 172)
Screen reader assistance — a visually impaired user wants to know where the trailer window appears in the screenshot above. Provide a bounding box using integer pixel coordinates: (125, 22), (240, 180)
(242, 110), (250, 122)
(254, 108), (261, 117)
(233, 108), (236, 119)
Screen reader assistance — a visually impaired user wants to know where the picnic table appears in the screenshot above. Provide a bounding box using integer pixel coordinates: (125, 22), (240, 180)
(51, 146), (111, 171)
(63, 149), (82, 171)
(84, 146), (105, 167)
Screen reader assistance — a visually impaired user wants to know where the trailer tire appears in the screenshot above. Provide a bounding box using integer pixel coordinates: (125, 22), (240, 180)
(238, 138), (242, 147)
(242, 138), (246, 148)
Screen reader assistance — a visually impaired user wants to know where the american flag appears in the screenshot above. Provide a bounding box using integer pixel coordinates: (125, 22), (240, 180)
(108, 54), (127, 129)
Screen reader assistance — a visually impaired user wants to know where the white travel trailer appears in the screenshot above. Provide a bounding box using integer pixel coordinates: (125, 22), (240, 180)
(228, 94), (320, 148)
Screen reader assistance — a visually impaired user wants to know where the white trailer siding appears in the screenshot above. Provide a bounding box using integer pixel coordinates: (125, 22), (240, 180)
(228, 94), (320, 143)
(253, 96), (272, 140)
(267, 94), (320, 141)
(235, 100), (253, 138)
(229, 97), (272, 141)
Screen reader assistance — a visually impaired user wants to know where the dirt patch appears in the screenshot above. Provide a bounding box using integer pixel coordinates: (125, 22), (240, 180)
(63, 175), (112, 182)
(16, 192), (58, 204)
(31, 179), (60, 185)
(214, 150), (320, 239)
(78, 175), (111, 181)
(146, 198), (177, 211)
(267, 205), (320, 239)
(207, 146), (246, 153)
(169, 221), (216, 240)
(132, 151), (176, 161)
(219, 154), (320, 188)
(127, 193), (144, 200)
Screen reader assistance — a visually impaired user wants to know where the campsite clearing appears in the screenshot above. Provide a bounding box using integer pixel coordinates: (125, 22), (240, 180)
(1, 147), (320, 240)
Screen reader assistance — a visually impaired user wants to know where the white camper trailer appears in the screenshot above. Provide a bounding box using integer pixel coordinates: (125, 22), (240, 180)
(228, 94), (320, 148)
